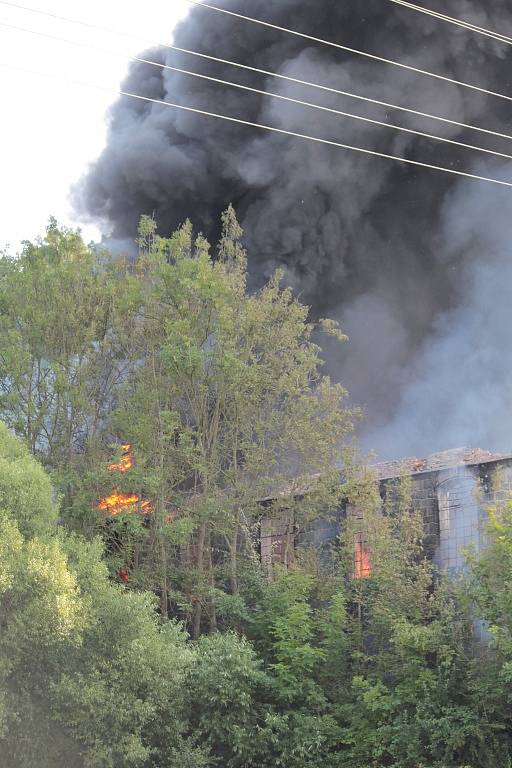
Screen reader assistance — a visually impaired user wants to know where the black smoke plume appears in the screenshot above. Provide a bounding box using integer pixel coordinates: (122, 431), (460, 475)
(75, 0), (512, 458)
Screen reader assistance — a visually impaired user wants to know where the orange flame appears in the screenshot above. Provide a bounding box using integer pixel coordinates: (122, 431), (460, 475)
(355, 534), (372, 579)
(98, 491), (152, 517)
(98, 444), (154, 517)
(108, 444), (134, 473)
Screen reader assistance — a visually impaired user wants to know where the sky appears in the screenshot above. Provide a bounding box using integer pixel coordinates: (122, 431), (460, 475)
(0, 0), (191, 251)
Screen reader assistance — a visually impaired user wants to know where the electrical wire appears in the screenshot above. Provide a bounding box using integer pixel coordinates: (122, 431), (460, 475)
(4, 20), (512, 164)
(1, 59), (511, 189)
(1, 1), (512, 145)
(388, 0), (512, 47)
(184, 0), (512, 104)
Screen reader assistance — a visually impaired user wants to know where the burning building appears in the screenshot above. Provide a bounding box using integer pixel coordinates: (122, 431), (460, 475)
(262, 448), (512, 578)
(99, 443), (512, 581)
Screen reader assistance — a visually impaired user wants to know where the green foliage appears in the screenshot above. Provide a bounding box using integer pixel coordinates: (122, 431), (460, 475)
(187, 632), (270, 766)
(51, 588), (195, 768)
(187, 630), (340, 768)
(0, 511), (86, 767)
(0, 213), (355, 633)
(250, 569), (326, 704)
(0, 223), (116, 467)
(0, 420), (57, 536)
(3, 215), (512, 767)
(332, 478), (510, 768)
(96, 209), (354, 630)
(0, 425), (202, 768)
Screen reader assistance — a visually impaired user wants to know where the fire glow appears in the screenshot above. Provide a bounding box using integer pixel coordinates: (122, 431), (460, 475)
(108, 444), (134, 473)
(97, 444), (153, 517)
(355, 533), (371, 579)
(97, 491), (153, 516)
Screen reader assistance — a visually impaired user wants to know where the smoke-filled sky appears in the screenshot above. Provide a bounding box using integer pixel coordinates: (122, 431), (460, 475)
(6, 0), (512, 459)
(75, 0), (512, 459)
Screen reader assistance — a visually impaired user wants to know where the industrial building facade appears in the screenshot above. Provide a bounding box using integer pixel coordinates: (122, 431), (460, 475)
(376, 448), (512, 574)
(261, 448), (512, 575)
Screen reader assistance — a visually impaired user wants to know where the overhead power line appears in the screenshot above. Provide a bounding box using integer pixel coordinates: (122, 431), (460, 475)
(1, 1), (512, 145)
(4, 20), (512, 164)
(0, 60), (511, 189)
(184, 0), (512, 104)
(388, 0), (512, 47)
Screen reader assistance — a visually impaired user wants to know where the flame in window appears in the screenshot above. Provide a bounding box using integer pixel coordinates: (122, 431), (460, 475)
(355, 532), (371, 579)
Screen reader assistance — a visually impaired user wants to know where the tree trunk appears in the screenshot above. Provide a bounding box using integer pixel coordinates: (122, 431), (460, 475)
(206, 528), (217, 633)
(192, 522), (207, 639)
(159, 533), (169, 619)
(229, 514), (239, 594)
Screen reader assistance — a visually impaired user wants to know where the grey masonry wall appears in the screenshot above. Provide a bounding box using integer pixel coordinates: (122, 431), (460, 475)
(262, 450), (512, 578)
(378, 452), (512, 575)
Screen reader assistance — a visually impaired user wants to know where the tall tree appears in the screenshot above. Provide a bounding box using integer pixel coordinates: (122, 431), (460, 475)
(110, 208), (355, 633)
(0, 220), (118, 468)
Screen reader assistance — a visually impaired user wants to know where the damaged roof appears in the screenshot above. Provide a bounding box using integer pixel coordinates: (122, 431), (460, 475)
(372, 447), (512, 481)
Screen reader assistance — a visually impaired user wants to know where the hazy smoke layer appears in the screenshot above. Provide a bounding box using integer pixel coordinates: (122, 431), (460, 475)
(367, 162), (512, 456)
(75, 0), (512, 458)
